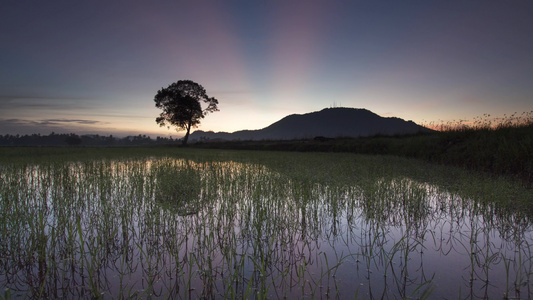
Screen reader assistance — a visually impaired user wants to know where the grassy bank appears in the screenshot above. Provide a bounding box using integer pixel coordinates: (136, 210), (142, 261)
(193, 123), (533, 185)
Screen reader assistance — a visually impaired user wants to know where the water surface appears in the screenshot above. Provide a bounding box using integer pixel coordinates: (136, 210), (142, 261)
(0, 151), (531, 299)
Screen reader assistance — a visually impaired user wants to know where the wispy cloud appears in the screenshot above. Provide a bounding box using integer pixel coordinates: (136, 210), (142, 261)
(0, 118), (172, 138)
(0, 94), (89, 111)
(39, 119), (106, 125)
(0, 94), (88, 101)
(0, 118), (107, 126)
(0, 118), (108, 135)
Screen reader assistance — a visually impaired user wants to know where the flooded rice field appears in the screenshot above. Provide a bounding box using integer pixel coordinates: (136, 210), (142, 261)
(0, 149), (531, 299)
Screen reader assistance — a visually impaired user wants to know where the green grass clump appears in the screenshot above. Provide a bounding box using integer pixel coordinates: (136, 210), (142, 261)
(153, 160), (203, 215)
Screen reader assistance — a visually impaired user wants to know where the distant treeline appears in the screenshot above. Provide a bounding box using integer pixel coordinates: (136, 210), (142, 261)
(0, 133), (177, 146)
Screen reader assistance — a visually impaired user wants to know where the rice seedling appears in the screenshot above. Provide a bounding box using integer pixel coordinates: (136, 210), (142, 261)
(0, 148), (532, 299)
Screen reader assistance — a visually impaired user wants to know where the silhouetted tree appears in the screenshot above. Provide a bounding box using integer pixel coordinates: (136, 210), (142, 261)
(154, 80), (219, 145)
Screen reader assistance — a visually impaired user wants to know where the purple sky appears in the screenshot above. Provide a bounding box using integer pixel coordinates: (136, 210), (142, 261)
(1, 1), (532, 137)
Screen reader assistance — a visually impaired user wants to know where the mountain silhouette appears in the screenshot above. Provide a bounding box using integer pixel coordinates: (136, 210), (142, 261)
(190, 107), (431, 142)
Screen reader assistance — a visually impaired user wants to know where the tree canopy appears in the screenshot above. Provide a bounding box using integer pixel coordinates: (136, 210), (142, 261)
(154, 80), (219, 145)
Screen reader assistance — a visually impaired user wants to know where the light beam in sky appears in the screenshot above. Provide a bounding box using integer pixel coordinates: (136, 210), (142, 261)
(0, 1), (532, 137)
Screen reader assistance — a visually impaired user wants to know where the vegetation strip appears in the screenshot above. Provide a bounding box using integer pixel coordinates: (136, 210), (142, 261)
(192, 121), (533, 185)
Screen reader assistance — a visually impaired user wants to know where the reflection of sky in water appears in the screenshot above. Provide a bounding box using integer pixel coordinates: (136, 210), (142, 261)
(1, 158), (531, 299)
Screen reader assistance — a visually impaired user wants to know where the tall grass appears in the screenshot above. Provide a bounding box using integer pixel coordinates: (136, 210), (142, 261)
(423, 111), (533, 131)
(0, 148), (532, 298)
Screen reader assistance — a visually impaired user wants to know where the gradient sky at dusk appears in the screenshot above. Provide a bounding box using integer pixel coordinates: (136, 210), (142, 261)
(1, 1), (532, 137)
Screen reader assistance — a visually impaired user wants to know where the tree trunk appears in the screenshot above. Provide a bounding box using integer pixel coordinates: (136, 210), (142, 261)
(182, 128), (190, 145)
(182, 120), (192, 145)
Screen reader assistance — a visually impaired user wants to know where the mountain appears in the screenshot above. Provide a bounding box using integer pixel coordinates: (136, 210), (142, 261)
(190, 107), (432, 142)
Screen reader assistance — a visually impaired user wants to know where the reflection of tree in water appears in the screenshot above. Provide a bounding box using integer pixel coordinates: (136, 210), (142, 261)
(152, 159), (203, 216)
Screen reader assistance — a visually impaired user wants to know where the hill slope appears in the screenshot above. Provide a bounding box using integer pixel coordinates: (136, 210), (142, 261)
(191, 107), (431, 142)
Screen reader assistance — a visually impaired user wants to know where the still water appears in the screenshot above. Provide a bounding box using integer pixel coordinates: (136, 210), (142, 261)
(0, 154), (531, 299)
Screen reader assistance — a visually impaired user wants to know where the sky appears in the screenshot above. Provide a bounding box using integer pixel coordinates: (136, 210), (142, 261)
(1, 1), (532, 138)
